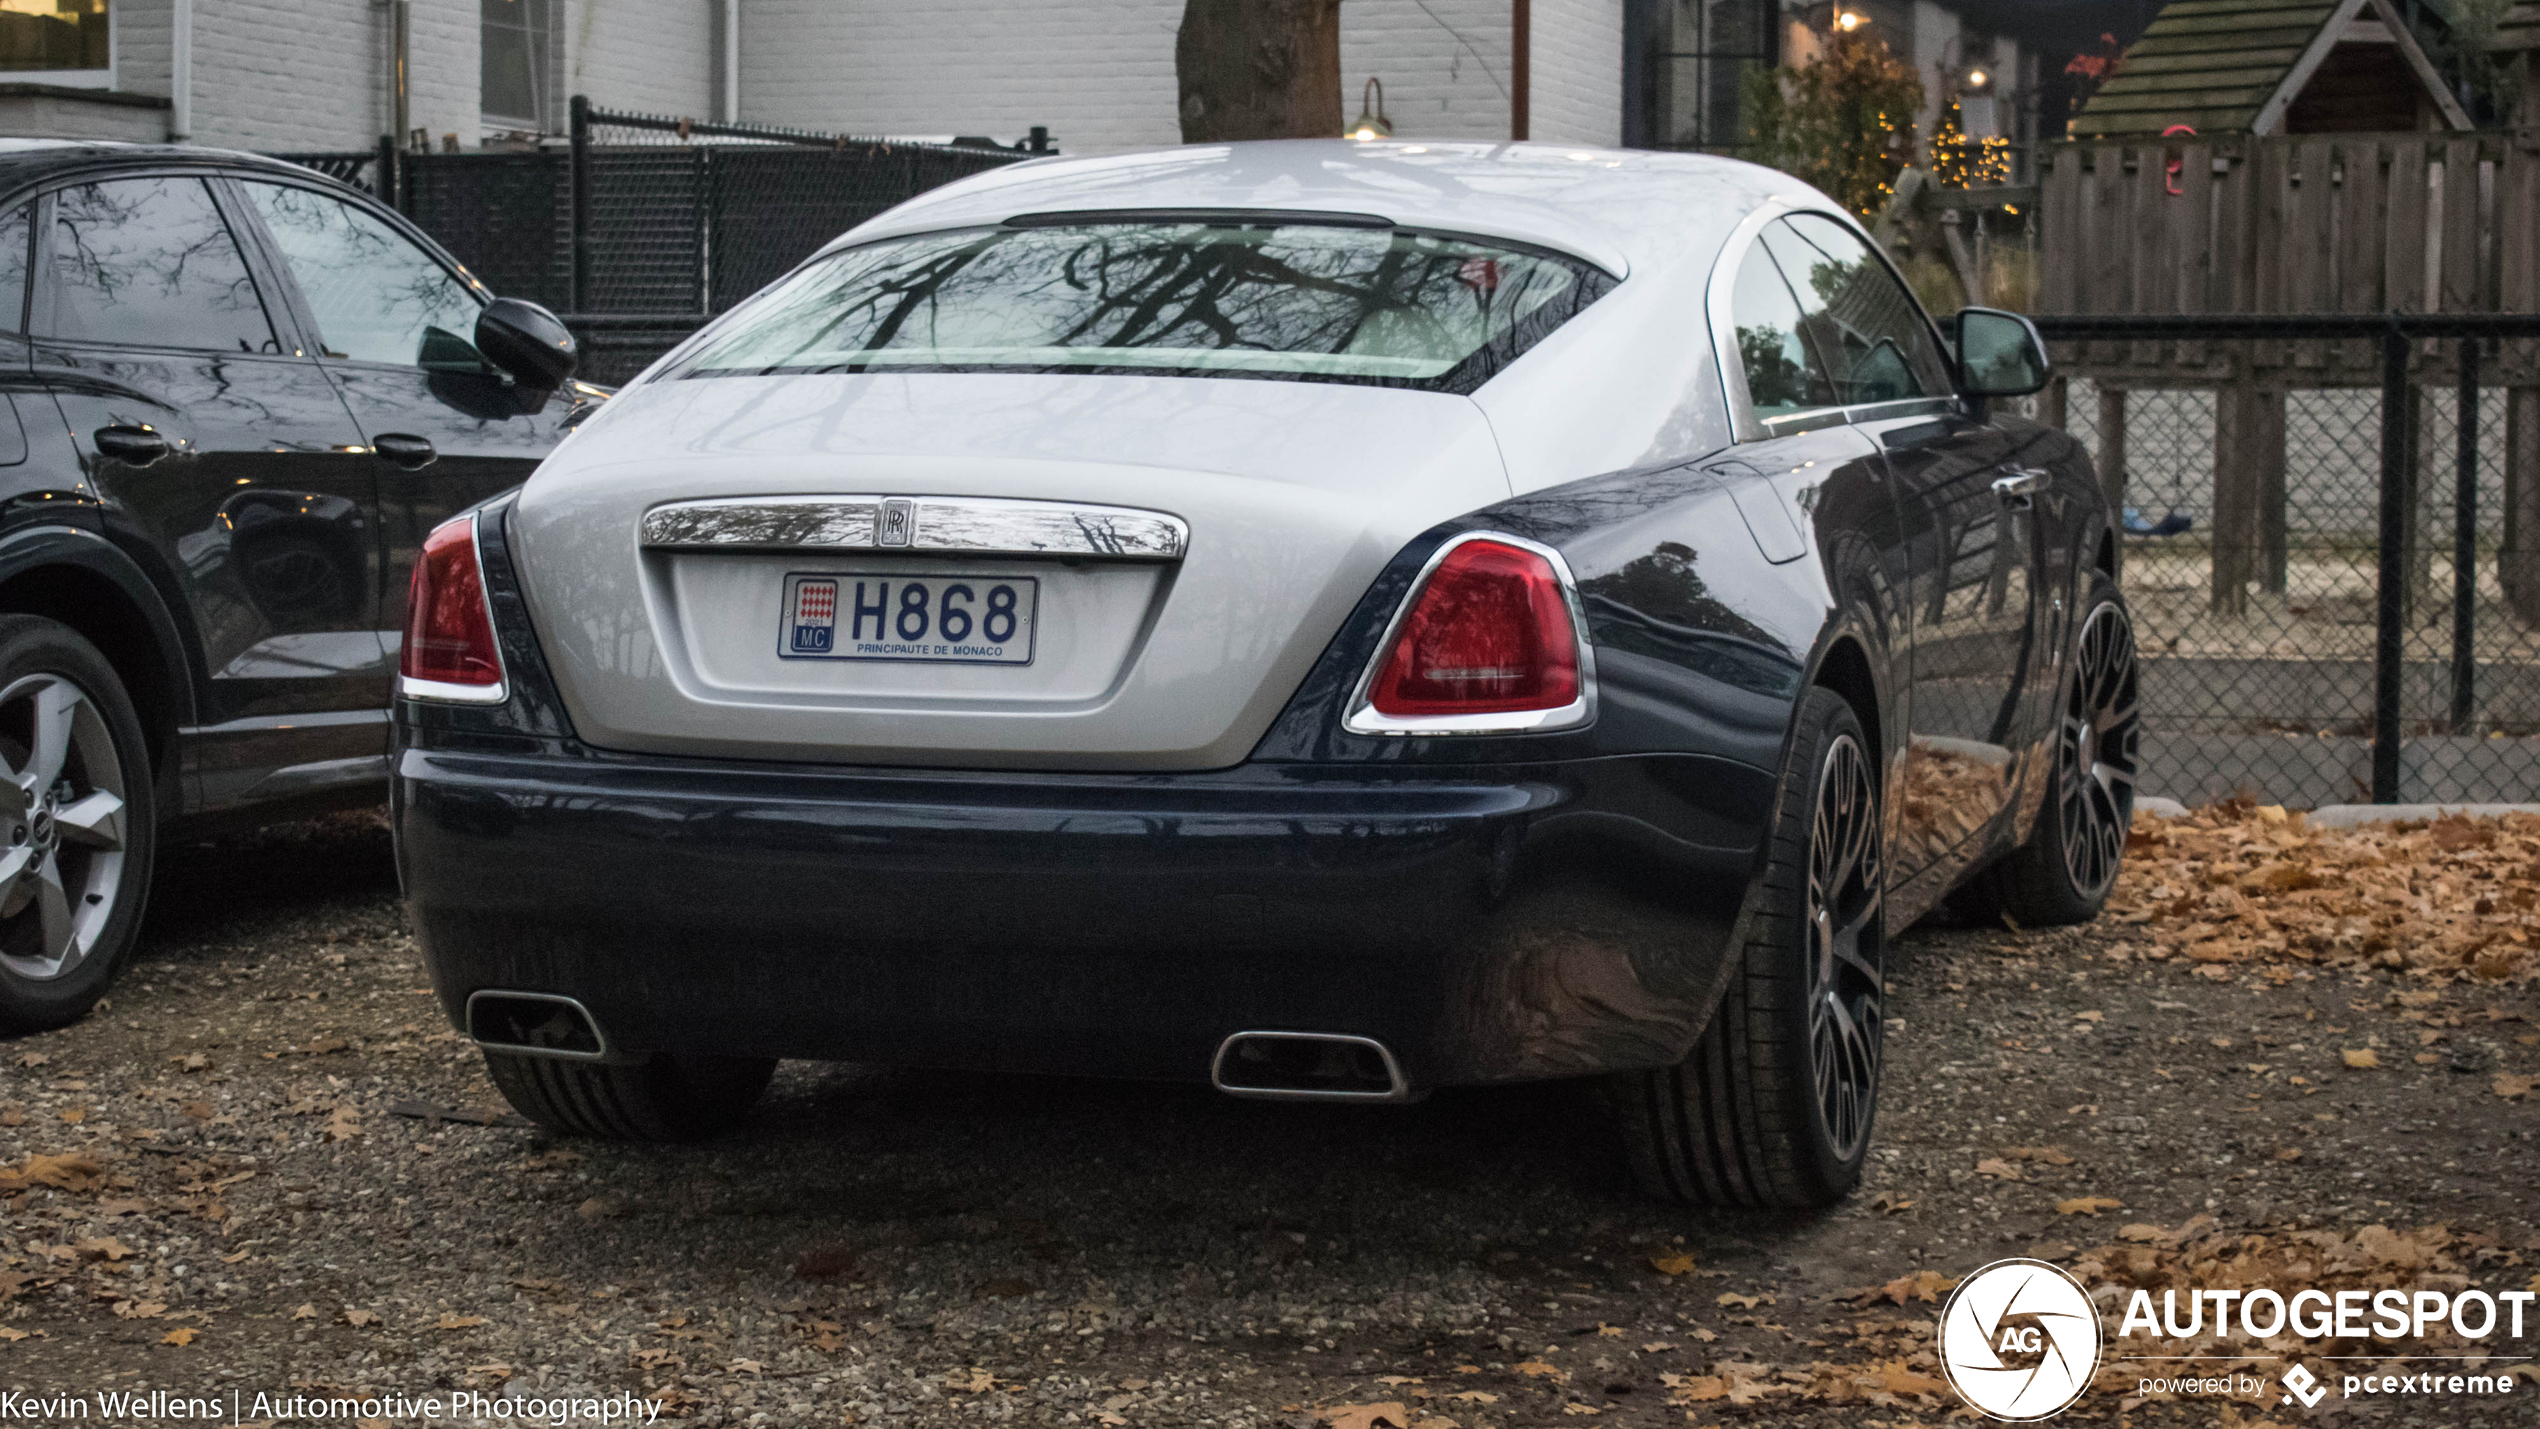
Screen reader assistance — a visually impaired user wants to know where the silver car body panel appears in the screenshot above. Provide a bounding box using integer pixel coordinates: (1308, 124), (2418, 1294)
(511, 371), (1512, 769)
(517, 141), (1846, 771)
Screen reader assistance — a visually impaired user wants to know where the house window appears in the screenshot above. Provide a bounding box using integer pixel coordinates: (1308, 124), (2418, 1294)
(481, 0), (556, 131)
(0, 0), (113, 87)
(1626, 0), (1781, 151)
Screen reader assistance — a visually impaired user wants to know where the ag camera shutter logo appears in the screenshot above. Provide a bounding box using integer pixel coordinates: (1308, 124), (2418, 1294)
(1938, 1258), (2104, 1420)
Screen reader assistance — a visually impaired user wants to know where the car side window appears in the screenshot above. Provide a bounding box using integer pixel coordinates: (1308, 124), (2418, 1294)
(0, 203), (27, 332)
(1760, 215), (1952, 406)
(40, 178), (279, 353)
(241, 181), (482, 367)
(1730, 236), (1836, 420)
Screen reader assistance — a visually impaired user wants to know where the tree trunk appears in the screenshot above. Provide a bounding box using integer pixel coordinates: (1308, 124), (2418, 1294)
(1176, 0), (1343, 143)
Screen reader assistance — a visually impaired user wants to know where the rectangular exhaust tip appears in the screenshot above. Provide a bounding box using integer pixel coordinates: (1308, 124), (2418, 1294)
(1211, 1031), (1413, 1102)
(467, 990), (609, 1062)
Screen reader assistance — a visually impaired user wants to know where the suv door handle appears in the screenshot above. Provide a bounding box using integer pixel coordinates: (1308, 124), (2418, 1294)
(1992, 468), (2048, 507)
(93, 425), (170, 466)
(372, 433), (438, 470)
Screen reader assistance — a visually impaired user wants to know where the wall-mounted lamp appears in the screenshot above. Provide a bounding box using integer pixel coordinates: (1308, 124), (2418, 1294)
(1965, 67), (1991, 90)
(1349, 78), (1393, 141)
(1835, 10), (1867, 31)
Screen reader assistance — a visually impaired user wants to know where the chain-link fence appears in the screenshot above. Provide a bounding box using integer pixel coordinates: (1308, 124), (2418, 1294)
(267, 102), (1038, 383)
(2029, 314), (2540, 809)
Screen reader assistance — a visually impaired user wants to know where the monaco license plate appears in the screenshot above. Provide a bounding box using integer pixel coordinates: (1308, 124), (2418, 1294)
(779, 572), (1038, 664)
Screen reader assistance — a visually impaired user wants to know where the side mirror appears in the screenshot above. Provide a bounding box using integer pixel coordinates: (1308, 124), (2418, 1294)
(1955, 307), (2051, 397)
(475, 298), (578, 392)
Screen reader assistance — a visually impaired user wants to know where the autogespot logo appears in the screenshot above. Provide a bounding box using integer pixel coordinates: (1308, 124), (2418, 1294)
(1938, 1259), (2105, 1421)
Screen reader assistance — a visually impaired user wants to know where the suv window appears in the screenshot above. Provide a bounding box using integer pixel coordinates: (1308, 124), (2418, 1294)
(41, 178), (278, 353)
(242, 182), (483, 367)
(1759, 214), (1950, 406)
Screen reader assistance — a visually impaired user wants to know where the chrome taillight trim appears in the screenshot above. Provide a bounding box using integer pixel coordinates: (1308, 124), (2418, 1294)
(398, 509), (512, 707)
(638, 495), (1189, 562)
(1341, 529), (1598, 737)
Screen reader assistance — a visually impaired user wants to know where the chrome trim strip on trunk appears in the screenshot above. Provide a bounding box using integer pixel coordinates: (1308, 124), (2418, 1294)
(638, 496), (1189, 561)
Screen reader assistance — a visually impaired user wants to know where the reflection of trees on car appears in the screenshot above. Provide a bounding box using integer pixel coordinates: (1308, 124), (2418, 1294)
(687, 224), (1600, 385)
(49, 180), (276, 354)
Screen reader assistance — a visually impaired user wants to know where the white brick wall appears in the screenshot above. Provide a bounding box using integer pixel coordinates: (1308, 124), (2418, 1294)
(1525, 0), (1621, 145)
(741, 0), (1182, 150)
(189, 0), (382, 150)
(1340, 0), (1513, 144)
(567, 0), (715, 121)
(96, 0), (1628, 157)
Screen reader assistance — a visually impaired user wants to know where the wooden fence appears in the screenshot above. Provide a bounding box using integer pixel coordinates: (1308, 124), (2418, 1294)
(2031, 133), (2540, 619)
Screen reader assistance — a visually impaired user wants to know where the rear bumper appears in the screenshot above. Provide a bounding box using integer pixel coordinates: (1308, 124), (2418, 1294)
(395, 745), (1774, 1089)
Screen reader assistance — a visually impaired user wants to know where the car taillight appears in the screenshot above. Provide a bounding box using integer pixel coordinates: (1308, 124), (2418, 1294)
(1360, 536), (1585, 726)
(400, 512), (507, 703)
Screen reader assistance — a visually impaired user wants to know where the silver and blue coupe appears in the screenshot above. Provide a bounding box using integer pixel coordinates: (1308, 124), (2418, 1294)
(394, 139), (2139, 1207)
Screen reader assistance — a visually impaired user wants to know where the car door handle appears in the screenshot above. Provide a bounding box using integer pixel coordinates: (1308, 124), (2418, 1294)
(1992, 469), (2048, 506)
(372, 433), (438, 471)
(93, 425), (170, 466)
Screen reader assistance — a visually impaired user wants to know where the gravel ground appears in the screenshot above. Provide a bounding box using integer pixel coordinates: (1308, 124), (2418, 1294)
(2, 810), (2536, 1427)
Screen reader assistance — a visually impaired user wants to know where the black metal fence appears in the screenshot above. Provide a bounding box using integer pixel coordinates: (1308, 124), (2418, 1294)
(267, 101), (1038, 382)
(2029, 313), (2540, 809)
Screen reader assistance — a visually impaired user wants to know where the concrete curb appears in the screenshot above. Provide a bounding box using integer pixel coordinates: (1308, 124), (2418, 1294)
(2132, 798), (2540, 825)
(2306, 804), (2540, 828)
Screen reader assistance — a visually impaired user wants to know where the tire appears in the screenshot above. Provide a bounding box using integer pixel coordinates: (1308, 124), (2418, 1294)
(1608, 686), (1886, 1208)
(1965, 570), (2140, 927)
(484, 1050), (776, 1141)
(0, 616), (158, 1035)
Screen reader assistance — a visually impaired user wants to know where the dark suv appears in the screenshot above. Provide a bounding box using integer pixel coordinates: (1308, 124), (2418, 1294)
(0, 141), (588, 1032)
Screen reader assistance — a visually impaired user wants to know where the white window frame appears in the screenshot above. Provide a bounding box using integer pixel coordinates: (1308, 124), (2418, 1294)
(0, 0), (116, 90)
(478, 0), (560, 134)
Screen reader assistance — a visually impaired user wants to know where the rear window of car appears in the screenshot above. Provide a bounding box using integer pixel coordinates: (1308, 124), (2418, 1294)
(661, 219), (1616, 394)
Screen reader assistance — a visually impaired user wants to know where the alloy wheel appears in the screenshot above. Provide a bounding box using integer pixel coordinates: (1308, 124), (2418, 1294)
(0, 673), (131, 982)
(2057, 601), (2141, 900)
(1806, 731), (1883, 1163)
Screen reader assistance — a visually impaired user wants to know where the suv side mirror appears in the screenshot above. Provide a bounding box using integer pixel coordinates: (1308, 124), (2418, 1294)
(1955, 307), (2051, 397)
(475, 298), (578, 392)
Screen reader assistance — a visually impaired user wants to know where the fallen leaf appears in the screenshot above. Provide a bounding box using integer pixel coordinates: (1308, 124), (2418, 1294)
(2343, 1048), (2382, 1069)
(2496, 1074), (2538, 1100)
(2057, 1197), (2125, 1216)
(575, 1194), (628, 1221)
(2006, 1146), (2076, 1165)
(432, 1315), (486, 1331)
(1322, 1403), (1411, 1429)
(57, 1106), (84, 1124)
(1975, 1158), (2022, 1180)
(73, 1237), (132, 1262)
(161, 1327), (196, 1346)
(342, 1308), (380, 1327)
(0, 1327), (28, 1342)
(1447, 1391), (1498, 1403)
(1715, 1292), (1762, 1309)
(1648, 1253), (1696, 1276)
(323, 1105), (362, 1141)
(291, 1303), (319, 1321)
(1512, 1360), (1566, 1380)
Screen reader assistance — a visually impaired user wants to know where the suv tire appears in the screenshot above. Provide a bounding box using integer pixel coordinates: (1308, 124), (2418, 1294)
(0, 615), (157, 1034)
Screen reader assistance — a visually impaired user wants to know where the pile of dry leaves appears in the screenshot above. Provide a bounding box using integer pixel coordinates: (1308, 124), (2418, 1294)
(2110, 804), (2540, 982)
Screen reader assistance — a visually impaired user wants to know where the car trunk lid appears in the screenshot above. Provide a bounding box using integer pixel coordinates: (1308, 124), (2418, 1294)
(508, 371), (1510, 770)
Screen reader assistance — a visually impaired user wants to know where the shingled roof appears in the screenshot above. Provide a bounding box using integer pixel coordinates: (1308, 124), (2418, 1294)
(2074, 0), (2471, 137)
